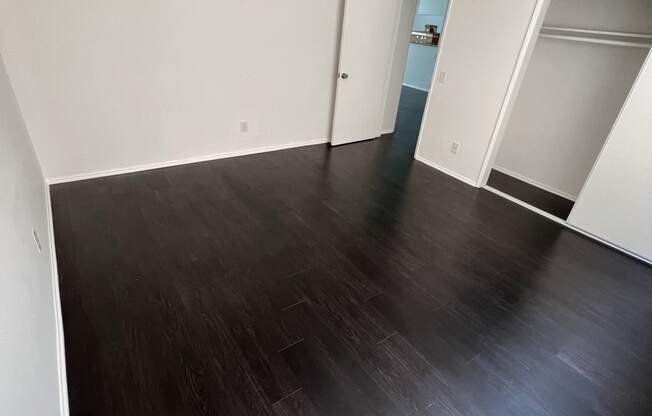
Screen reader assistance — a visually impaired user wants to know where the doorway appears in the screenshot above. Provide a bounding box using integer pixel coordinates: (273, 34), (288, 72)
(330, 0), (449, 151)
(394, 0), (449, 152)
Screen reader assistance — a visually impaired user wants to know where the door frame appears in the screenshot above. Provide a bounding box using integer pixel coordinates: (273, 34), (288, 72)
(473, 0), (551, 187)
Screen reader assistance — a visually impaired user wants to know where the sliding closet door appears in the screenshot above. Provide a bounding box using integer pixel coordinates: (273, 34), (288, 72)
(493, 0), (652, 201)
(568, 50), (652, 262)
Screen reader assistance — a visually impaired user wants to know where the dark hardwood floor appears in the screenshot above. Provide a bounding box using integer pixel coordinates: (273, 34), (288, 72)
(487, 169), (576, 220)
(52, 86), (652, 416)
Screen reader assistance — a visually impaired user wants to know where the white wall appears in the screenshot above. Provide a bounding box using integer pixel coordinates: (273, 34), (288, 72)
(0, 54), (63, 415)
(568, 51), (652, 262)
(494, 0), (652, 199)
(416, 0), (539, 184)
(0, 0), (346, 181)
(403, 43), (438, 91)
(417, 0), (448, 15)
(544, 0), (652, 33)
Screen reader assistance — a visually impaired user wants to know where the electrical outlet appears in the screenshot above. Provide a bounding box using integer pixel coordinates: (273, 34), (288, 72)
(32, 228), (42, 253)
(438, 71), (448, 84)
(240, 120), (249, 133)
(450, 141), (461, 154)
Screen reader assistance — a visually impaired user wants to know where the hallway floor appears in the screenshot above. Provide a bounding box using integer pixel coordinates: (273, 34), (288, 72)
(52, 86), (652, 416)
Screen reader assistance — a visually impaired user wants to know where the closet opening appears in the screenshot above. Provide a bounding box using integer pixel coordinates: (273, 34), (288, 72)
(481, 0), (652, 221)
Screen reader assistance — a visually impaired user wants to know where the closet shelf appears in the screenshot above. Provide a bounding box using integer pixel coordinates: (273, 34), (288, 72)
(541, 26), (652, 40)
(539, 26), (652, 49)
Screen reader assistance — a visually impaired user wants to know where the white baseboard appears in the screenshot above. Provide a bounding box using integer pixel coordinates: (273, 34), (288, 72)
(484, 185), (651, 266)
(402, 83), (430, 93)
(44, 185), (70, 416)
(492, 165), (577, 201)
(47, 138), (329, 185)
(414, 155), (479, 188)
(381, 129), (395, 135)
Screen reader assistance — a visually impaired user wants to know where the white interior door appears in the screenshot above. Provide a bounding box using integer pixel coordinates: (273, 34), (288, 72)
(331, 0), (400, 146)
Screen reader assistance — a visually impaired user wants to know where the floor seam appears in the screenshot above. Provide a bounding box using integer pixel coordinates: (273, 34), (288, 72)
(277, 338), (304, 353)
(271, 387), (303, 406)
(282, 298), (307, 311)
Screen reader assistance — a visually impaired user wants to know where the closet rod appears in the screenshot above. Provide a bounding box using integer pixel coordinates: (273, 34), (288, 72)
(539, 33), (652, 49)
(541, 25), (652, 40)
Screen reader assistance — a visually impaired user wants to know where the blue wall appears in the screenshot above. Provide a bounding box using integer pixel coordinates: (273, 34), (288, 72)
(403, 0), (447, 91)
(416, 0), (447, 15)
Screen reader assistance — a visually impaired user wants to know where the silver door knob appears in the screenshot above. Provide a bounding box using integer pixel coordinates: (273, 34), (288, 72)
(341, 73), (349, 79)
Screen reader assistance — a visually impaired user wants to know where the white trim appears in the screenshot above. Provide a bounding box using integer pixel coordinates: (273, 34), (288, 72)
(483, 185), (651, 265)
(381, 129), (395, 135)
(402, 82), (430, 92)
(492, 165), (577, 201)
(415, 154), (479, 187)
(47, 139), (328, 184)
(45, 185), (70, 416)
(477, 0), (551, 187)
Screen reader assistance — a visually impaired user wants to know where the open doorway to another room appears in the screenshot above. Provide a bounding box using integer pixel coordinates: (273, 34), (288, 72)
(329, 0), (449, 151)
(391, 0), (449, 152)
